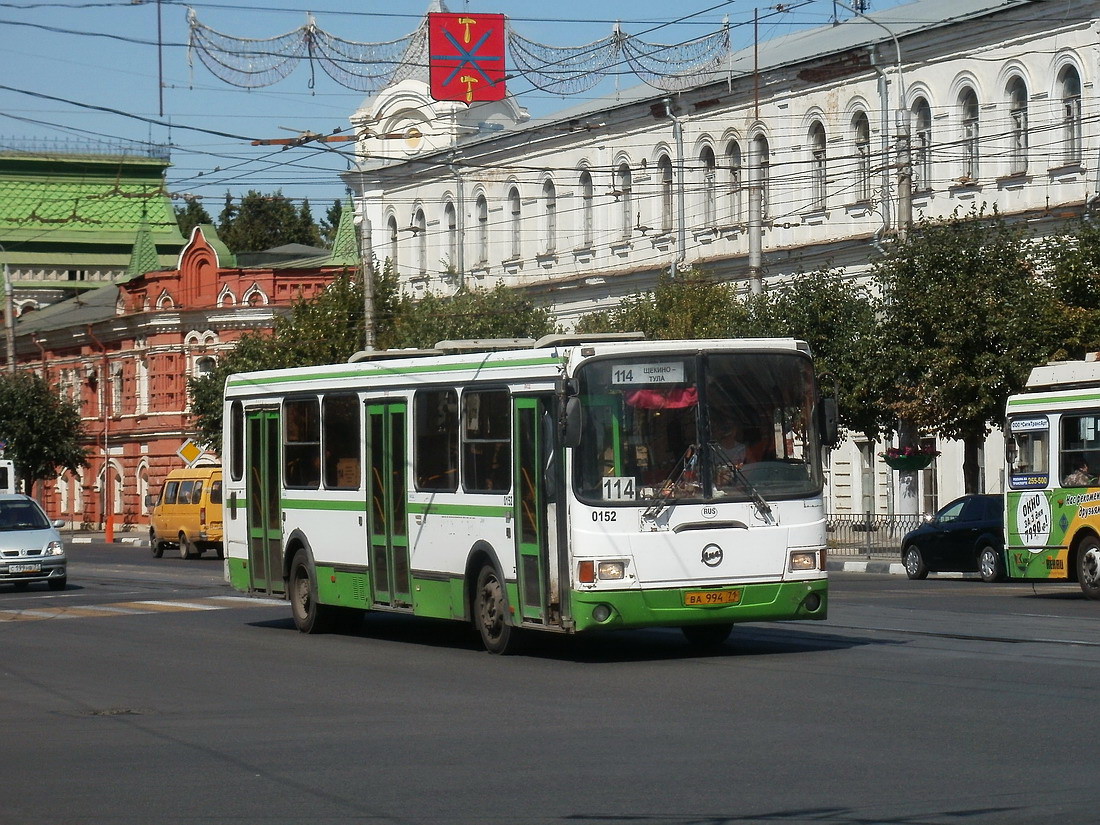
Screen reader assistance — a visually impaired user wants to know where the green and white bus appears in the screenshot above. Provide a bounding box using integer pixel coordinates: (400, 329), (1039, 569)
(1006, 357), (1100, 599)
(222, 335), (836, 652)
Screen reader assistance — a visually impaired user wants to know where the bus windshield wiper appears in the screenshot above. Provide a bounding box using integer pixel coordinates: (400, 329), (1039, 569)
(709, 442), (775, 524)
(642, 445), (698, 522)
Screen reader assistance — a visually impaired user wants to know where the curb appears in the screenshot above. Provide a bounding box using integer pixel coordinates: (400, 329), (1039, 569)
(828, 559), (906, 575)
(69, 535), (147, 546)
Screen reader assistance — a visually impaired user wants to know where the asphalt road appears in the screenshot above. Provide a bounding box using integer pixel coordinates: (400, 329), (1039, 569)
(2, 544), (1099, 825)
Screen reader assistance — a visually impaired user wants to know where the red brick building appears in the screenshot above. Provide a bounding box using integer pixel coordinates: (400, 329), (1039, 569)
(10, 222), (359, 530)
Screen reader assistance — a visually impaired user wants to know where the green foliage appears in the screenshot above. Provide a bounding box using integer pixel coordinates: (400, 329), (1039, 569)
(174, 200), (213, 239)
(575, 269), (753, 339)
(0, 372), (88, 495)
(319, 199), (344, 248)
(873, 209), (1061, 449)
(385, 282), (555, 348)
(189, 269), (551, 451)
(1039, 218), (1100, 358)
(753, 269), (884, 439)
(216, 190), (323, 254)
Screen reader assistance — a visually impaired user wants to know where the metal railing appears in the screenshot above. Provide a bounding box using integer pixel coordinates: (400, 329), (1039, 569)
(826, 512), (924, 558)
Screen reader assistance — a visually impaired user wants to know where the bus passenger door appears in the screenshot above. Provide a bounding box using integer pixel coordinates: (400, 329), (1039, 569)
(366, 401), (411, 608)
(513, 397), (552, 624)
(245, 409), (284, 595)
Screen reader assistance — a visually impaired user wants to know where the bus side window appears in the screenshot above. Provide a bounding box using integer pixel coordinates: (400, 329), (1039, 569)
(284, 397), (321, 489)
(163, 480), (179, 505)
(323, 393), (361, 490)
(415, 389), (458, 491)
(462, 389), (511, 493)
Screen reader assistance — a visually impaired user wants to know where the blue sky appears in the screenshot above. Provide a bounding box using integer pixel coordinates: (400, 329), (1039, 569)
(0, 0), (899, 217)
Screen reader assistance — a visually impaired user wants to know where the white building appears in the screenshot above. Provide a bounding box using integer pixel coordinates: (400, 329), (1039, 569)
(344, 0), (1097, 518)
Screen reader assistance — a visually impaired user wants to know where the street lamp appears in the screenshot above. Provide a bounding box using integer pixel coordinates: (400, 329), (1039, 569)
(836, 0), (912, 239)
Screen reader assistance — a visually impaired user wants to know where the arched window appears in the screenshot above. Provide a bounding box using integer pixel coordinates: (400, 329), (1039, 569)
(1007, 76), (1028, 175)
(542, 179), (557, 254)
(912, 97), (933, 191)
(508, 187), (521, 259)
(476, 195), (488, 265)
(853, 112), (871, 201)
(616, 162), (632, 239)
(1060, 66), (1082, 165)
(960, 87), (980, 181)
(387, 215), (398, 272)
(579, 170), (594, 247)
(700, 146), (716, 226)
(726, 140), (743, 225)
(809, 121), (827, 210)
(658, 154), (673, 233)
(753, 135), (770, 219)
(443, 201), (457, 271)
(414, 208), (427, 274)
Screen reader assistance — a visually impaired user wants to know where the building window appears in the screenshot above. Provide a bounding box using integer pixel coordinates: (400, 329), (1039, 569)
(1060, 66), (1082, 166)
(809, 121), (827, 210)
(1007, 76), (1028, 175)
(616, 162), (632, 239)
(726, 140), (743, 226)
(960, 87), (979, 182)
(658, 154), (673, 233)
(387, 215), (398, 272)
(579, 171), (594, 247)
(508, 187), (521, 260)
(414, 208), (427, 274)
(476, 195), (488, 264)
(443, 200), (457, 272)
(542, 179), (557, 254)
(853, 111), (871, 202)
(913, 97), (933, 191)
(700, 146), (716, 226)
(753, 135), (770, 219)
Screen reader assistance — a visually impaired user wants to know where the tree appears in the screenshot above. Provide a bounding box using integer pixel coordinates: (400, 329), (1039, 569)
(217, 190), (323, 253)
(319, 199), (344, 248)
(1039, 217), (1100, 359)
(0, 372), (88, 496)
(174, 199), (213, 239)
(873, 209), (1062, 492)
(575, 269), (753, 339)
(753, 268), (885, 440)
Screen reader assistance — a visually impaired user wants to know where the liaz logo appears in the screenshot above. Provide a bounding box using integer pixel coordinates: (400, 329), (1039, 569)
(701, 544), (723, 567)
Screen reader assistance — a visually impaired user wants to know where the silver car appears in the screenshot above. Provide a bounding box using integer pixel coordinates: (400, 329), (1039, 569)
(0, 494), (67, 591)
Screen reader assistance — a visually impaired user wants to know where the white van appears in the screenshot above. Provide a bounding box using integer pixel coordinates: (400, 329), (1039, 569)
(0, 460), (15, 495)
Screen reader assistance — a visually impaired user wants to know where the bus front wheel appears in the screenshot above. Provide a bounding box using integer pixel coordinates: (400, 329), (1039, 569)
(1077, 537), (1100, 600)
(473, 564), (521, 655)
(290, 551), (335, 633)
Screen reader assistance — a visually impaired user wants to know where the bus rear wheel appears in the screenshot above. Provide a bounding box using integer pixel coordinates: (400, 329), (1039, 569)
(290, 551), (335, 633)
(1077, 537), (1100, 600)
(473, 564), (521, 655)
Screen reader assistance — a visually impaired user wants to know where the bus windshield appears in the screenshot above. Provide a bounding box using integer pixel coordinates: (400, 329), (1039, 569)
(573, 351), (823, 505)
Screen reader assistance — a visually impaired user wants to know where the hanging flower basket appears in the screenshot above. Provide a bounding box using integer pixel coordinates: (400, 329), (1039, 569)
(880, 445), (940, 471)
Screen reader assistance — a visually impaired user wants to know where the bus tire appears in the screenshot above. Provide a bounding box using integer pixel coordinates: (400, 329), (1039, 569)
(903, 545), (928, 580)
(979, 545), (1005, 583)
(1077, 536), (1100, 600)
(473, 563), (521, 654)
(289, 550), (335, 633)
(682, 623), (733, 647)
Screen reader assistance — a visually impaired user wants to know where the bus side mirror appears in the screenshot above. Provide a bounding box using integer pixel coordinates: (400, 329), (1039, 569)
(144, 494), (156, 508)
(563, 397), (582, 448)
(821, 398), (839, 447)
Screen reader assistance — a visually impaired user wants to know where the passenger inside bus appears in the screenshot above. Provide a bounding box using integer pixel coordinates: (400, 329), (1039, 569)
(1063, 458), (1096, 487)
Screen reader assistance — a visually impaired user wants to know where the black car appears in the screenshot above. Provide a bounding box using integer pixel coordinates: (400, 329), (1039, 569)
(901, 494), (1005, 582)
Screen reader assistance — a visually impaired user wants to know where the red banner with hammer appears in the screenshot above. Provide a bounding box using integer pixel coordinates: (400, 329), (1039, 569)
(428, 13), (507, 104)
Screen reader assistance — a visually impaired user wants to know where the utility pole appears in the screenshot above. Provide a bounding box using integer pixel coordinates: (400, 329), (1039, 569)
(358, 211), (376, 352)
(1, 244), (15, 374)
(897, 109), (913, 241)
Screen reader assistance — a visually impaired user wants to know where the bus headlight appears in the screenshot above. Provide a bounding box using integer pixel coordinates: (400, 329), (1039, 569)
(597, 561), (625, 580)
(789, 551), (818, 572)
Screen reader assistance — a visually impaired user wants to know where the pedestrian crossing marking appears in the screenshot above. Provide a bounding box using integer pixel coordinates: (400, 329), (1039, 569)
(0, 595), (284, 623)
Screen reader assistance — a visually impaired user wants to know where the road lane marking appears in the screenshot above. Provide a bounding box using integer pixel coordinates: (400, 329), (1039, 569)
(0, 596), (285, 623)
